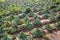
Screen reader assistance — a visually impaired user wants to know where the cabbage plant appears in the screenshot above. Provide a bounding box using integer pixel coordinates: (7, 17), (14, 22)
(33, 18), (41, 26)
(25, 20), (33, 30)
(55, 22), (60, 30)
(18, 32), (28, 40)
(45, 24), (53, 32)
(32, 28), (45, 38)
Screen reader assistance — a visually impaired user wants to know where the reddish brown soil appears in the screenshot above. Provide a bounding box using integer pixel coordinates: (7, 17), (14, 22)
(48, 31), (60, 40)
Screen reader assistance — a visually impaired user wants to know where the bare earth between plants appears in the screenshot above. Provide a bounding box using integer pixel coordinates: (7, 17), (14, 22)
(10, 11), (60, 40)
(1, 0), (60, 40)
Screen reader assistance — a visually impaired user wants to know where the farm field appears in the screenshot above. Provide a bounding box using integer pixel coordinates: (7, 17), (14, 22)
(0, 0), (60, 40)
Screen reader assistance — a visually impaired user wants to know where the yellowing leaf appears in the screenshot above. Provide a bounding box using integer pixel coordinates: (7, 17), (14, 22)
(9, 4), (21, 12)
(0, 12), (2, 16)
(0, 0), (5, 2)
